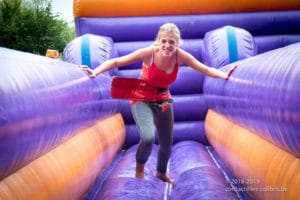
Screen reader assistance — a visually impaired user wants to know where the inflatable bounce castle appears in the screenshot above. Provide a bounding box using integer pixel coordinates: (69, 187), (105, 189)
(1, 0), (300, 199)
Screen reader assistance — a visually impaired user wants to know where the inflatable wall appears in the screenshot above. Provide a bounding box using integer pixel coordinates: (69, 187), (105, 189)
(0, 48), (125, 199)
(1, 0), (300, 199)
(204, 43), (300, 200)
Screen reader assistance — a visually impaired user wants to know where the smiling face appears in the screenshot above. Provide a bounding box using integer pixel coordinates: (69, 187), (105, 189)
(158, 33), (178, 57)
(155, 23), (181, 58)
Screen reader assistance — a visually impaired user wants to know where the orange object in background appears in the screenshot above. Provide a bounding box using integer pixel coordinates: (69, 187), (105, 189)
(73, 0), (300, 17)
(46, 49), (59, 59)
(205, 109), (300, 200)
(0, 114), (125, 200)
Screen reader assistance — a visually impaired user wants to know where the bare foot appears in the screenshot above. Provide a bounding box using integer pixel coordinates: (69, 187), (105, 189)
(135, 171), (145, 179)
(135, 163), (145, 179)
(156, 172), (174, 184)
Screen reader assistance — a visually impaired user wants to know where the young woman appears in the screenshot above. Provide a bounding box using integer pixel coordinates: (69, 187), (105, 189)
(82, 23), (236, 183)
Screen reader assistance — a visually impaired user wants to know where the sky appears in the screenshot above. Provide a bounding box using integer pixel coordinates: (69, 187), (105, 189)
(51, 0), (74, 25)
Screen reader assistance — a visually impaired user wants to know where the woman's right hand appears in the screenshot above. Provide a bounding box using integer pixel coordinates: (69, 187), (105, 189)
(80, 65), (97, 78)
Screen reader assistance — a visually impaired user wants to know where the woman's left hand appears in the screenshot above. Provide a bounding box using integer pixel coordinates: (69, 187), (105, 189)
(225, 65), (238, 80)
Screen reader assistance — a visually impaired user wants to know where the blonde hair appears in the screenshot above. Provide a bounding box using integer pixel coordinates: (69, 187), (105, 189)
(154, 23), (182, 45)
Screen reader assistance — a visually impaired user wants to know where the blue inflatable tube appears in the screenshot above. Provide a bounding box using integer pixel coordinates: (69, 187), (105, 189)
(0, 48), (117, 179)
(203, 43), (300, 157)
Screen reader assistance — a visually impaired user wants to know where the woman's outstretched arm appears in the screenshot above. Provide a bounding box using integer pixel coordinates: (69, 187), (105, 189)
(178, 48), (237, 80)
(81, 47), (152, 77)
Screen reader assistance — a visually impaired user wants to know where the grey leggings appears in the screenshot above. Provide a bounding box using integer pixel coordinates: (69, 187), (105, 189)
(131, 101), (174, 173)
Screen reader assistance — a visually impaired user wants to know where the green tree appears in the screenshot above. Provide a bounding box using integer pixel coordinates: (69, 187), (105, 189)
(0, 0), (75, 55)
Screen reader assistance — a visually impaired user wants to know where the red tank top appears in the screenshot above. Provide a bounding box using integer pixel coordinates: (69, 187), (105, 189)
(131, 49), (179, 104)
(141, 59), (178, 88)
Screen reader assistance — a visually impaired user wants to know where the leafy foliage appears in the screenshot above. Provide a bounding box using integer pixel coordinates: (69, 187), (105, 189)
(0, 0), (75, 55)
